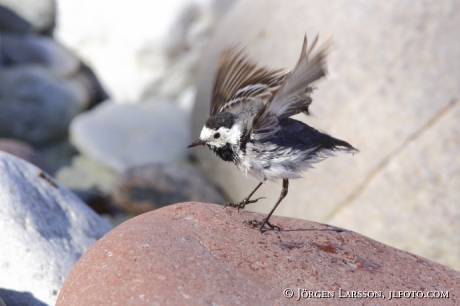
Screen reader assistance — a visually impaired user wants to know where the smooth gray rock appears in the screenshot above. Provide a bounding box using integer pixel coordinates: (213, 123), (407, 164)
(1, 34), (80, 77)
(0, 0), (55, 34)
(70, 100), (189, 172)
(0, 4), (32, 34)
(0, 66), (89, 146)
(0, 151), (112, 306)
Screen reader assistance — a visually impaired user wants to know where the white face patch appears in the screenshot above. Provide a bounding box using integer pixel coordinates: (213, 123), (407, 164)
(199, 124), (242, 148)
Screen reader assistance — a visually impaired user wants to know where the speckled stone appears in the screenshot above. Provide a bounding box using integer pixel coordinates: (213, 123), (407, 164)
(57, 202), (459, 306)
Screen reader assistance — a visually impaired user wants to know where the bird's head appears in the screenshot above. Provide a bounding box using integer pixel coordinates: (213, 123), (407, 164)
(187, 112), (241, 150)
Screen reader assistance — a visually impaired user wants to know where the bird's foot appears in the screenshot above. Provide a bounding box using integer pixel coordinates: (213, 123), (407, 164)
(225, 197), (265, 212)
(246, 219), (280, 233)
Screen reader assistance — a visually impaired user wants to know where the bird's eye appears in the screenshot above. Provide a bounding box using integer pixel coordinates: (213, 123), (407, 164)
(214, 133), (220, 139)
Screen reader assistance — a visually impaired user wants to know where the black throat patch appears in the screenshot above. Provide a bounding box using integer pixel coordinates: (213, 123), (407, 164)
(209, 143), (235, 162)
(205, 112), (235, 129)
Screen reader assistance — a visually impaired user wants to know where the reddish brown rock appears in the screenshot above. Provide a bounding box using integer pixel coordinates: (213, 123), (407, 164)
(57, 203), (460, 305)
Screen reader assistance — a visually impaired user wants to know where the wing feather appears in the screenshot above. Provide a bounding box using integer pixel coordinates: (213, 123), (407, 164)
(252, 35), (330, 137)
(210, 47), (288, 115)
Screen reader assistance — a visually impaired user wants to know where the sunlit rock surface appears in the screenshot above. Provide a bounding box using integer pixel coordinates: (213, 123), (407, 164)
(57, 202), (460, 306)
(191, 0), (460, 269)
(55, 0), (237, 103)
(0, 152), (112, 305)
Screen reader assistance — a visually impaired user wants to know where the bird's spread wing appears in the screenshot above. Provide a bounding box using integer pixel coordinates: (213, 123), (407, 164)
(211, 47), (289, 116)
(252, 35), (330, 138)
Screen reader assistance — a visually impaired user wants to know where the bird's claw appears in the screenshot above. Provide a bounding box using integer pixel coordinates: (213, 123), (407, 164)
(224, 197), (266, 211)
(246, 219), (281, 232)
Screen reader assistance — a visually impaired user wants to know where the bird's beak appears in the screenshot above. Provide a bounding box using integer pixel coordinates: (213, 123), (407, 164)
(187, 138), (206, 148)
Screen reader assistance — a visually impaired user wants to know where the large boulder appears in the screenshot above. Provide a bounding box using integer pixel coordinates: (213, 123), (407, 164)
(0, 151), (112, 305)
(190, 0), (460, 269)
(57, 202), (459, 305)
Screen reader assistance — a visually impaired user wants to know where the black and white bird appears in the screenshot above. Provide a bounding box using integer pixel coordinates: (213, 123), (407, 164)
(188, 35), (358, 232)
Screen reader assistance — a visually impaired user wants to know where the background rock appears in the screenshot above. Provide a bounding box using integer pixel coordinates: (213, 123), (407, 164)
(0, 289), (47, 306)
(0, 0), (56, 34)
(0, 66), (89, 146)
(55, 0), (237, 102)
(55, 155), (117, 194)
(190, 0), (460, 269)
(0, 138), (50, 173)
(57, 202), (460, 306)
(70, 100), (190, 172)
(74, 61), (110, 109)
(330, 100), (460, 269)
(72, 189), (117, 216)
(37, 139), (78, 175)
(0, 4), (32, 34)
(0, 151), (112, 305)
(1, 34), (80, 77)
(111, 162), (225, 214)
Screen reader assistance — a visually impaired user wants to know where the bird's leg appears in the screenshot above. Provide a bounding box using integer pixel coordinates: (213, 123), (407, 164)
(225, 182), (265, 212)
(255, 178), (289, 232)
